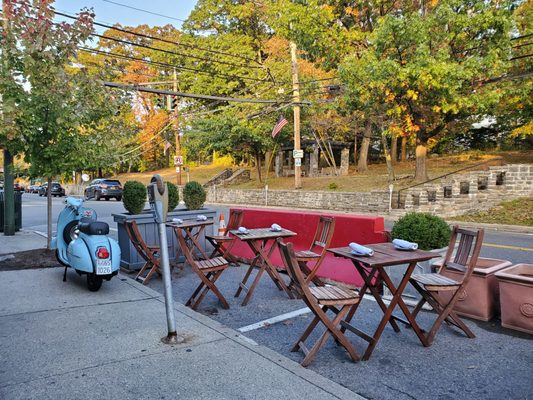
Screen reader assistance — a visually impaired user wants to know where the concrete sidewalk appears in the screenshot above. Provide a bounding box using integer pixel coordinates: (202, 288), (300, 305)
(0, 267), (362, 400)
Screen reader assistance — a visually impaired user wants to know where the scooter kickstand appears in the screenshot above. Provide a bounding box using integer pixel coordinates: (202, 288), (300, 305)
(63, 266), (68, 282)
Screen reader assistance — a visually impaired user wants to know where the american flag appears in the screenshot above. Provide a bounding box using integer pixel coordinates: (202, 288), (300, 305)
(271, 115), (288, 138)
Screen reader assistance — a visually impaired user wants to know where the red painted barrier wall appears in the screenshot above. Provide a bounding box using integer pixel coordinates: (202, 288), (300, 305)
(229, 208), (388, 287)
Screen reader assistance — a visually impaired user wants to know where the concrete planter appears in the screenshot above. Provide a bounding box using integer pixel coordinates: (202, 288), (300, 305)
(436, 258), (512, 321)
(113, 207), (216, 270)
(495, 264), (533, 334)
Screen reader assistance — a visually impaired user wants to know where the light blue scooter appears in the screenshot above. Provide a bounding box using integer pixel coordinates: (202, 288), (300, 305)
(52, 197), (121, 291)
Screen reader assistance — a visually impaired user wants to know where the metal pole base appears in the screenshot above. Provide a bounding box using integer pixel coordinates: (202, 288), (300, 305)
(161, 332), (185, 345)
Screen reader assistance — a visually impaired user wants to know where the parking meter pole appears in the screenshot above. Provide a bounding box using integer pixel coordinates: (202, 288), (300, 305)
(157, 222), (179, 343)
(3, 150), (16, 236)
(147, 175), (183, 345)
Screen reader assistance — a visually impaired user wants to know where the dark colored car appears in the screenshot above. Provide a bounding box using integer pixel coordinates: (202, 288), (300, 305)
(13, 183), (25, 192)
(38, 182), (65, 197)
(84, 179), (122, 201)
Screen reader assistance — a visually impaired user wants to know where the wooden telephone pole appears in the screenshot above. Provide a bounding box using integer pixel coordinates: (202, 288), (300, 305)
(172, 68), (182, 185)
(290, 42), (302, 189)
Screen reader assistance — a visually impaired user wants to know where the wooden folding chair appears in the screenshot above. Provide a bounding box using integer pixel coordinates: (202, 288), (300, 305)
(124, 220), (161, 285)
(290, 216), (335, 291)
(176, 228), (230, 310)
(278, 240), (360, 367)
(205, 210), (243, 265)
(409, 226), (484, 345)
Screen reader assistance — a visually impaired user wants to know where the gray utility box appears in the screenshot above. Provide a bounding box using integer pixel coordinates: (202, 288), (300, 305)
(113, 207), (216, 270)
(0, 191), (22, 232)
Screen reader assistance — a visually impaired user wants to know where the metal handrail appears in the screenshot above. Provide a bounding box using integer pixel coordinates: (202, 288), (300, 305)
(395, 157), (504, 208)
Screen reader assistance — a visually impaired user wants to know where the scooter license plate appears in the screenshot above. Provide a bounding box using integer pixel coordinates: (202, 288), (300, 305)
(96, 259), (112, 275)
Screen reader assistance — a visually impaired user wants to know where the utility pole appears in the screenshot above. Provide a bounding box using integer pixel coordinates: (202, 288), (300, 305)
(173, 68), (182, 186)
(2, 0), (16, 235)
(290, 42), (302, 189)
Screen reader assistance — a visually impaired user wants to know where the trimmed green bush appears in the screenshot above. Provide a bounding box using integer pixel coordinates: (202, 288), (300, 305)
(167, 182), (179, 212)
(122, 180), (147, 215)
(391, 212), (451, 250)
(183, 181), (206, 210)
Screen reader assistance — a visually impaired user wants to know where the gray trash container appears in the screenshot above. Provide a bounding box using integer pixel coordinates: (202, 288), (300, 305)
(0, 191), (22, 232)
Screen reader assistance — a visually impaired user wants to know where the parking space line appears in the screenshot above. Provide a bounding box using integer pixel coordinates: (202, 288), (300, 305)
(238, 307), (311, 332)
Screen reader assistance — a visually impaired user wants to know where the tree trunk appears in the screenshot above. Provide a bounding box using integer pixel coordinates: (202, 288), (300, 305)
(381, 132), (395, 182)
(357, 120), (372, 172)
(414, 138), (429, 182)
(47, 176), (52, 249)
(255, 153), (262, 183)
(401, 135), (407, 161)
(353, 132), (358, 165)
(391, 135), (398, 164)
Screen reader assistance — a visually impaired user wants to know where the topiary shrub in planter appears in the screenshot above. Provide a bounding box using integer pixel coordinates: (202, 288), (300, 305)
(167, 182), (179, 212)
(122, 181), (147, 215)
(391, 212), (451, 251)
(183, 181), (206, 210)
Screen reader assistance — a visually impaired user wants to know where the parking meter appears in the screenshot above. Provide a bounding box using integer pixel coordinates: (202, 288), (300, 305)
(147, 175), (169, 223)
(147, 175), (182, 344)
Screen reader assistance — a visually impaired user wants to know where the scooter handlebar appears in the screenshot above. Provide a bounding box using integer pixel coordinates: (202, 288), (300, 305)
(65, 196), (84, 209)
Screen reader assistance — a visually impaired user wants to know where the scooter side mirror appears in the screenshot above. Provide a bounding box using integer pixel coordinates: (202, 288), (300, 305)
(147, 174), (169, 223)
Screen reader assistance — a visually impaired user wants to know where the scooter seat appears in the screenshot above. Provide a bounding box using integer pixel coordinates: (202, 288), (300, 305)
(78, 220), (110, 235)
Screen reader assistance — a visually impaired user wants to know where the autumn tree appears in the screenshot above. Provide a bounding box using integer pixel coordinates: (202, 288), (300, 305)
(340, 0), (514, 181)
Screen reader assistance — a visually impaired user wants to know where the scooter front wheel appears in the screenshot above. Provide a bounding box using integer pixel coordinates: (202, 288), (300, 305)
(87, 273), (103, 292)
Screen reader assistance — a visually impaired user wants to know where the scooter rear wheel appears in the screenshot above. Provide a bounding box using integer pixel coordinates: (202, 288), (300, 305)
(87, 273), (103, 291)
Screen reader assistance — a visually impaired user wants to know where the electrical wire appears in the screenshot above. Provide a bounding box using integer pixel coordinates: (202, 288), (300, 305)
(51, 8), (263, 66)
(101, 0), (187, 23)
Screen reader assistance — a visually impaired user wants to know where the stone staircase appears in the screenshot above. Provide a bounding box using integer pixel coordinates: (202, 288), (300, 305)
(391, 164), (533, 218)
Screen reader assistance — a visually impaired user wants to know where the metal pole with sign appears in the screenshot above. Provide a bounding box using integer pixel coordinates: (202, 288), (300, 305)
(147, 175), (183, 344)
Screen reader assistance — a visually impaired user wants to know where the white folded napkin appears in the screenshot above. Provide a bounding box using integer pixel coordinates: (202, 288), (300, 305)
(238, 226), (248, 234)
(349, 242), (374, 256)
(172, 218), (183, 224)
(271, 223), (282, 232)
(196, 215), (207, 221)
(392, 239), (418, 250)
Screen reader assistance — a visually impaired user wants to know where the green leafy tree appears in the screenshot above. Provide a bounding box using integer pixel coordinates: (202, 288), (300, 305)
(339, 0), (514, 181)
(0, 1), (118, 246)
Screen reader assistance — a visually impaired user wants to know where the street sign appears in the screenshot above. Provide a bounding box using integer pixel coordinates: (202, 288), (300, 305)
(293, 149), (304, 159)
(294, 158), (302, 167)
(173, 156), (183, 166)
(175, 167), (181, 173)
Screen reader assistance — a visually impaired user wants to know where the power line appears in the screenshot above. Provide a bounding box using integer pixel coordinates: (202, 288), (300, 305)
(51, 8), (263, 66)
(510, 53), (533, 61)
(101, 0), (187, 23)
(102, 81), (311, 104)
(91, 32), (264, 71)
(78, 47), (269, 82)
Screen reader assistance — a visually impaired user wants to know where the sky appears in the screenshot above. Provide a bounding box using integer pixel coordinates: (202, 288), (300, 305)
(54, 0), (198, 28)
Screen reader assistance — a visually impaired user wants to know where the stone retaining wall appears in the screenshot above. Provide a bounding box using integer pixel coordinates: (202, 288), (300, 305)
(206, 164), (532, 217)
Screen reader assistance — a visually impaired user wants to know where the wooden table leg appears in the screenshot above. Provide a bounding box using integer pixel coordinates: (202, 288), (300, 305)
(380, 262), (430, 347)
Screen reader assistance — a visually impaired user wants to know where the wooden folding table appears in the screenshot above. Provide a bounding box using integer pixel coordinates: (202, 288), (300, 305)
(167, 219), (214, 261)
(231, 227), (296, 306)
(328, 243), (440, 360)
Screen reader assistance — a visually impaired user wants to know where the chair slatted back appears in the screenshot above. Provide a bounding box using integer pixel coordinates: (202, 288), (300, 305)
(279, 240), (314, 302)
(124, 220), (158, 264)
(310, 216), (336, 252)
(225, 210), (244, 236)
(441, 226), (484, 278)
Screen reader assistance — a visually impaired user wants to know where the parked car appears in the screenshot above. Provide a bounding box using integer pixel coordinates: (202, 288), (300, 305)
(38, 182), (65, 197)
(26, 184), (41, 193)
(13, 183), (25, 192)
(84, 179), (122, 201)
